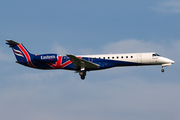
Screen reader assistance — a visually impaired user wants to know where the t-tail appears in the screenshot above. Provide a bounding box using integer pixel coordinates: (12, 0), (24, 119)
(6, 40), (36, 68)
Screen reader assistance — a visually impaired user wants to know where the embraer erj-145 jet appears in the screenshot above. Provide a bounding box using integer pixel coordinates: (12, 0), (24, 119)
(6, 40), (175, 80)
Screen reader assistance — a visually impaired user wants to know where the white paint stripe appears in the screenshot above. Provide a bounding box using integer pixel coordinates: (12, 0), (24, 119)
(14, 53), (24, 57)
(13, 49), (22, 53)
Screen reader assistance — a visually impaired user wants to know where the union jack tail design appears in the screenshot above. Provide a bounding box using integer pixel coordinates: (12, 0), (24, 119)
(13, 48), (24, 57)
(6, 40), (36, 68)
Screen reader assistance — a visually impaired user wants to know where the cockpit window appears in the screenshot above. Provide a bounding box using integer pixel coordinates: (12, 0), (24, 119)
(152, 53), (161, 57)
(156, 54), (160, 56)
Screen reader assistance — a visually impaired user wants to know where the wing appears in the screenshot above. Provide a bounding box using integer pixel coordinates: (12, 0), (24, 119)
(66, 54), (100, 70)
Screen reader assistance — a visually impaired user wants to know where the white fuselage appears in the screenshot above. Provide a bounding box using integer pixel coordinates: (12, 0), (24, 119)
(80, 52), (174, 67)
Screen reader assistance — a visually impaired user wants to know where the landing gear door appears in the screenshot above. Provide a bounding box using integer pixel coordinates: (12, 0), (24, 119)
(137, 54), (142, 63)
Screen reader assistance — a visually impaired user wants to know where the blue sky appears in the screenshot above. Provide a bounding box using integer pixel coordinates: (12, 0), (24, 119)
(0, 0), (180, 120)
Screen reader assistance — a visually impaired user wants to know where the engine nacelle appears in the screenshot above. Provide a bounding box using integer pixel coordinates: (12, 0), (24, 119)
(33, 54), (58, 62)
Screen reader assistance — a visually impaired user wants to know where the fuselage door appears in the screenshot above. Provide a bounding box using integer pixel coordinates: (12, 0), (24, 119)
(137, 54), (142, 63)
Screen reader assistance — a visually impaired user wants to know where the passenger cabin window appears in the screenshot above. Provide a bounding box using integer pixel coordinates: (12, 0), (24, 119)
(108, 57), (110, 59)
(121, 56), (123, 59)
(103, 57), (105, 59)
(112, 57), (114, 59)
(131, 56), (133, 58)
(126, 56), (128, 58)
(117, 56), (119, 59)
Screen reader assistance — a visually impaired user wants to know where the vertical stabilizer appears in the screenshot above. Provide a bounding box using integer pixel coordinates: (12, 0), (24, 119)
(6, 40), (35, 68)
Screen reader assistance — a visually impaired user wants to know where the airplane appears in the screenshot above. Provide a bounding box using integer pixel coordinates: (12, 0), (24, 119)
(6, 40), (175, 80)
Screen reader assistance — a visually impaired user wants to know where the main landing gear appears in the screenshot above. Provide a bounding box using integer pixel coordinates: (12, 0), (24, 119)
(79, 71), (86, 80)
(79, 61), (87, 80)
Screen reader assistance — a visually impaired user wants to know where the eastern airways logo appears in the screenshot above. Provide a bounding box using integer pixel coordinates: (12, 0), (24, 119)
(13, 49), (24, 57)
(41, 55), (56, 60)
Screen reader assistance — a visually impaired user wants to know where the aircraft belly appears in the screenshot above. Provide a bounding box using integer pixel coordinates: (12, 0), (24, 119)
(31, 61), (55, 69)
(87, 60), (140, 71)
(30, 58), (148, 70)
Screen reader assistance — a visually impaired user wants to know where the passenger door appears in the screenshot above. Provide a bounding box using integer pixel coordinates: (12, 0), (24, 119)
(137, 54), (142, 63)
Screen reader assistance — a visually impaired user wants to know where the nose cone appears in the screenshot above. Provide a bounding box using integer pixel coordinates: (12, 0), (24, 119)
(170, 59), (175, 64)
(164, 58), (175, 64)
(158, 57), (175, 64)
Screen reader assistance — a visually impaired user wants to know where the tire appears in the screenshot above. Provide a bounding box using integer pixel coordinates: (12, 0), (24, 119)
(81, 76), (85, 80)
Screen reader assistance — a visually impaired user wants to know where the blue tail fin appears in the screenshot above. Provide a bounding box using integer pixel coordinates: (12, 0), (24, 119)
(6, 40), (35, 66)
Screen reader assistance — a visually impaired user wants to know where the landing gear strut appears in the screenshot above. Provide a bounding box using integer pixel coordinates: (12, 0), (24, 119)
(79, 71), (86, 80)
(161, 66), (164, 72)
(79, 61), (87, 80)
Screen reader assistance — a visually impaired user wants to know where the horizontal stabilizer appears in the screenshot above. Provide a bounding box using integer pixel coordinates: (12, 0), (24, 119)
(6, 40), (19, 47)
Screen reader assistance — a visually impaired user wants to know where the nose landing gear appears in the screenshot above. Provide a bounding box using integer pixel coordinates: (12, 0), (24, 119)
(161, 66), (164, 72)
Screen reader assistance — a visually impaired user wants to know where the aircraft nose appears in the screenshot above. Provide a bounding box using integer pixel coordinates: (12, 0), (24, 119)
(170, 59), (175, 64)
(165, 58), (175, 64)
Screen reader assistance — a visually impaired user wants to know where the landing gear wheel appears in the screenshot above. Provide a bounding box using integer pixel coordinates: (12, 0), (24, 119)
(81, 76), (85, 80)
(161, 69), (164, 72)
(79, 71), (86, 80)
